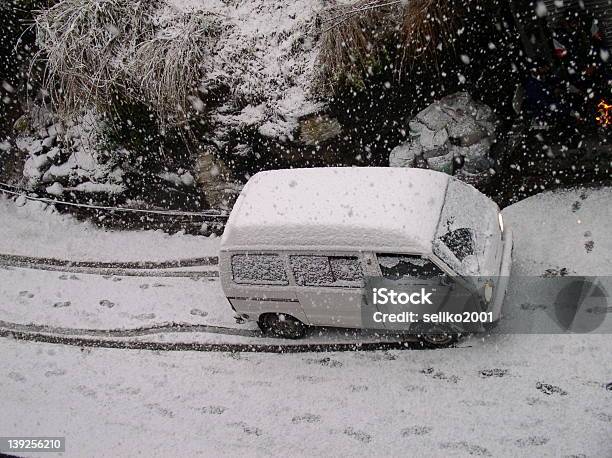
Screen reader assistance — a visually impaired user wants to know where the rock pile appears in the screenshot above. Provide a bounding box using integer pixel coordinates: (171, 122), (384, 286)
(389, 92), (497, 184)
(17, 111), (127, 196)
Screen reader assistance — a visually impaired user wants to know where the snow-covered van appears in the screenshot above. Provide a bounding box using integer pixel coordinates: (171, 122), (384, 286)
(219, 167), (512, 345)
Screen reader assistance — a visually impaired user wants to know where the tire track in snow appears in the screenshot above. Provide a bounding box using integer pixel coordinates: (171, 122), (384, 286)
(0, 253), (218, 268)
(0, 321), (435, 353)
(0, 320), (258, 338)
(0, 323), (423, 353)
(0, 253), (219, 277)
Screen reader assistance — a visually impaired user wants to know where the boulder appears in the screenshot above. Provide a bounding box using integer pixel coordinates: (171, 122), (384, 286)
(194, 149), (242, 210)
(388, 91), (497, 183)
(426, 151), (454, 174)
(416, 104), (452, 131)
(389, 142), (421, 167)
(298, 114), (342, 146)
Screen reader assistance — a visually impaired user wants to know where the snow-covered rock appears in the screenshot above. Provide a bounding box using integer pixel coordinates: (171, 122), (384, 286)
(389, 92), (497, 184)
(45, 182), (64, 196)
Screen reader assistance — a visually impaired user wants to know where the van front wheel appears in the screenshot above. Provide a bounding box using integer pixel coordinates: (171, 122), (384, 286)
(259, 313), (306, 339)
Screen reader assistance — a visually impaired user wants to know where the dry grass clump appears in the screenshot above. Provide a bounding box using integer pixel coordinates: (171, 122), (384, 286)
(399, 0), (459, 70)
(315, 0), (460, 90)
(128, 13), (221, 121)
(35, 0), (158, 117)
(315, 0), (400, 91)
(35, 0), (220, 123)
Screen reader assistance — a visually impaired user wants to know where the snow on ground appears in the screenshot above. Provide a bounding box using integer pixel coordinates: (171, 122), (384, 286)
(0, 187), (610, 457)
(0, 197), (219, 261)
(0, 333), (609, 457)
(0, 267), (231, 330)
(503, 186), (612, 276)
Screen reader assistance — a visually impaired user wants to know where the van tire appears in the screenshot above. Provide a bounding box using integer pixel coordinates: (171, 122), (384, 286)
(258, 313), (306, 339)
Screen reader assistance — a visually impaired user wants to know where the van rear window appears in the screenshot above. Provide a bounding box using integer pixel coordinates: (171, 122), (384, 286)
(231, 254), (288, 285)
(290, 256), (362, 287)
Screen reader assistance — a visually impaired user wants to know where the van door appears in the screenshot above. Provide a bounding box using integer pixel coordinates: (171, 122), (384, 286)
(289, 254), (365, 328)
(375, 253), (454, 331)
(226, 253), (306, 323)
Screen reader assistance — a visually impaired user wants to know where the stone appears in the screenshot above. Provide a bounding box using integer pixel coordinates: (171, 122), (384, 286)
(463, 138), (492, 161)
(416, 104), (453, 131)
(440, 92), (472, 111)
(390, 91), (497, 180)
(426, 151), (454, 174)
(389, 142), (421, 167)
(194, 149), (242, 210)
(448, 119), (485, 147)
(418, 126), (436, 149)
(409, 121), (425, 136)
(476, 105), (494, 121)
(422, 145), (448, 159)
(42, 136), (56, 148)
(463, 154), (492, 173)
(432, 128), (449, 147)
(299, 114), (342, 146)
(13, 115), (29, 133)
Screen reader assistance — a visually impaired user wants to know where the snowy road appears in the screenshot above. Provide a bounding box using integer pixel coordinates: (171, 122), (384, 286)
(0, 187), (611, 457)
(1, 334), (610, 457)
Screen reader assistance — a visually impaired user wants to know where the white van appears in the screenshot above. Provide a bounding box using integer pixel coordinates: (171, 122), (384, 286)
(219, 167), (512, 346)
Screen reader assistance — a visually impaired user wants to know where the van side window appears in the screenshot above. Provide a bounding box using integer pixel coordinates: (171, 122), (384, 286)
(377, 254), (445, 280)
(290, 256), (363, 287)
(231, 254), (288, 285)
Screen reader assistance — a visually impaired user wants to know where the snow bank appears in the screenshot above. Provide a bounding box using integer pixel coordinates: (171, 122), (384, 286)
(0, 197), (219, 262)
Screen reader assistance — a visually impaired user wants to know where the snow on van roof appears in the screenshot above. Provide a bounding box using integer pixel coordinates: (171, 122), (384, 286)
(221, 167), (449, 252)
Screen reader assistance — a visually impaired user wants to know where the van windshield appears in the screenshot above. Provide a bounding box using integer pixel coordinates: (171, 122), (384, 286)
(433, 178), (500, 276)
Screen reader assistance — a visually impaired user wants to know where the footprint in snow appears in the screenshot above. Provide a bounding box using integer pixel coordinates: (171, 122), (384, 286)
(53, 301), (71, 308)
(305, 357), (343, 368)
(349, 384), (368, 392)
(190, 308), (208, 317)
(343, 427), (372, 443)
(515, 436), (549, 447)
(480, 368), (508, 378)
(99, 300), (115, 308)
(45, 369), (66, 377)
(291, 413), (321, 424)
(401, 425), (432, 437)
(584, 240), (595, 253)
(230, 421), (262, 436)
(18, 291), (34, 298)
(536, 382), (567, 396)
(133, 313), (155, 320)
(421, 367), (460, 383)
(439, 441), (491, 456)
(8, 372), (26, 382)
(198, 406), (226, 415)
